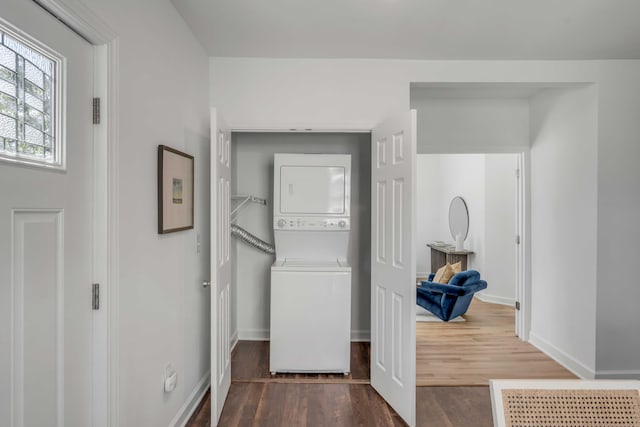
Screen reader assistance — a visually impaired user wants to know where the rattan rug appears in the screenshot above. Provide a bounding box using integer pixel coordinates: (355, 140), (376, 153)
(501, 388), (640, 427)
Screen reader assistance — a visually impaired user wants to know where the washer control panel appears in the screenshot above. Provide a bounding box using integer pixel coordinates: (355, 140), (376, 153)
(274, 216), (350, 231)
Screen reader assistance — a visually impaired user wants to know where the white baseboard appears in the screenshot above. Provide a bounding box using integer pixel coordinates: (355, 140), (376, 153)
(528, 331), (595, 379)
(351, 330), (371, 342)
(595, 369), (640, 380)
(475, 293), (515, 307)
(238, 328), (370, 342)
(230, 329), (238, 351)
(168, 370), (210, 427)
(238, 328), (269, 341)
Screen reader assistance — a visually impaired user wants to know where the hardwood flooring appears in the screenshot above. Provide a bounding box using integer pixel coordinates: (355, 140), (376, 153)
(186, 386), (492, 427)
(232, 341), (370, 383)
(417, 299), (576, 386)
(187, 300), (575, 426)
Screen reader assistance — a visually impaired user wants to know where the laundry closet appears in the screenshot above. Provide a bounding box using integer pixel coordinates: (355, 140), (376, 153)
(229, 132), (372, 353)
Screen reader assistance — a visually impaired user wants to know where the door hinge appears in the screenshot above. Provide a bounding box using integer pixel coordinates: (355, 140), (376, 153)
(92, 283), (100, 310)
(516, 235), (521, 245)
(516, 168), (520, 179)
(92, 97), (100, 125)
(515, 301), (521, 311)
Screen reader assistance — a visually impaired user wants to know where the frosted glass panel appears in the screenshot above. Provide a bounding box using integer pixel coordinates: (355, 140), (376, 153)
(25, 92), (43, 111)
(0, 92), (16, 117)
(0, 78), (15, 97)
(25, 124), (44, 146)
(1, 27), (59, 165)
(0, 45), (16, 71)
(25, 79), (43, 98)
(25, 61), (43, 88)
(280, 166), (346, 214)
(26, 106), (43, 129)
(0, 114), (16, 139)
(19, 141), (44, 157)
(3, 34), (52, 75)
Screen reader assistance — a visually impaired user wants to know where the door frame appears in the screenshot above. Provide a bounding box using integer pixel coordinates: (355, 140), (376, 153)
(33, 1), (119, 426)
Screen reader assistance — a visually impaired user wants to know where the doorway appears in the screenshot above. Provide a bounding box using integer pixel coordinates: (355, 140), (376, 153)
(209, 109), (419, 426)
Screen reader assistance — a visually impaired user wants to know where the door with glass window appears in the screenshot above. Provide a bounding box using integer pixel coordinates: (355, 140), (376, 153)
(0, 2), (94, 426)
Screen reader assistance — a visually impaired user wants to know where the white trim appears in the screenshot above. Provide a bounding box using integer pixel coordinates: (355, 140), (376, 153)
(168, 371), (211, 427)
(228, 122), (374, 133)
(237, 328), (371, 342)
(34, 0), (117, 44)
(351, 330), (371, 342)
(515, 151), (530, 341)
(105, 37), (120, 427)
(237, 328), (270, 341)
(528, 331), (595, 379)
(595, 370), (640, 380)
(28, 3), (120, 426)
(475, 293), (515, 307)
(230, 330), (238, 352)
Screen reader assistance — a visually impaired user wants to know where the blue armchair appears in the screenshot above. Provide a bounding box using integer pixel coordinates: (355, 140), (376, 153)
(416, 269), (487, 321)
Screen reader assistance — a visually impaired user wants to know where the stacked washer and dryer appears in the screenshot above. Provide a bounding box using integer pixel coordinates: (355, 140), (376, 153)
(269, 154), (352, 375)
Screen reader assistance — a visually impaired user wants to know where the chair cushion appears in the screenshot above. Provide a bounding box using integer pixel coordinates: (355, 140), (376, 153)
(451, 261), (462, 274)
(433, 263), (455, 284)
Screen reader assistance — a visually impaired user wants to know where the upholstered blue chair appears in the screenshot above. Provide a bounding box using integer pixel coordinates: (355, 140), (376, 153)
(416, 269), (487, 321)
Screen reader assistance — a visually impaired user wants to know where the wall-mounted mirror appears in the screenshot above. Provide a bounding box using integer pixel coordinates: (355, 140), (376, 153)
(449, 196), (469, 240)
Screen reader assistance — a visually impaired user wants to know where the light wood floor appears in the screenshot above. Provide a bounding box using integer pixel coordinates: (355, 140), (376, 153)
(417, 299), (576, 386)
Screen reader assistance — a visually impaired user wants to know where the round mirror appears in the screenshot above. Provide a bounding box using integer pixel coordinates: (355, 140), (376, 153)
(449, 196), (469, 240)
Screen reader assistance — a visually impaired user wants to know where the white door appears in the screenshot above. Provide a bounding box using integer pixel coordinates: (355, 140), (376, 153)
(371, 111), (417, 426)
(0, 3), (94, 427)
(210, 108), (231, 424)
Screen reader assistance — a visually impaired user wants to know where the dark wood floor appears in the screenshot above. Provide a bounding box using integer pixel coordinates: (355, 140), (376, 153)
(186, 386), (493, 427)
(232, 341), (370, 382)
(186, 340), (494, 426)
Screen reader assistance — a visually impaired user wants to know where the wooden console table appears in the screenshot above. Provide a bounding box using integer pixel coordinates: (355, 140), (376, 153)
(427, 244), (475, 273)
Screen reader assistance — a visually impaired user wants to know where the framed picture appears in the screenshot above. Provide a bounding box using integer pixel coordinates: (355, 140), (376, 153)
(158, 145), (194, 234)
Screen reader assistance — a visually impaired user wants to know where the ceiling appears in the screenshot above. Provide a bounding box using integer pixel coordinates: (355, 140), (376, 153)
(172, 0), (640, 60)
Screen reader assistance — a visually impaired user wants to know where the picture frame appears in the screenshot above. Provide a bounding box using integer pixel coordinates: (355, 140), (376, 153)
(158, 145), (194, 234)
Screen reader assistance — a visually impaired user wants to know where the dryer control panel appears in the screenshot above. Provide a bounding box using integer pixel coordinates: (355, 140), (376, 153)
(274, 216), (350, 231)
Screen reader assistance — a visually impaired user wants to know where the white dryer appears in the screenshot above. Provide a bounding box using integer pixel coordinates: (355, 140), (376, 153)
(270, 154), (352, 374)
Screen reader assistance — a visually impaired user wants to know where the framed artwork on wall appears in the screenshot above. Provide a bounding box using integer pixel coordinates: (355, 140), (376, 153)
(158, 145), (194, 234)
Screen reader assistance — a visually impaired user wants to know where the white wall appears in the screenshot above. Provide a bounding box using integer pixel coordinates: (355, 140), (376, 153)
(210, 58), (640, 378)
(595, 63), (640, 376)
(529, 85), (598, 377)
(411, 93), (530, 153)
(416, 154), (485, 275)
(483, 154), (518, 305)
(80, 1), (211, 425)
(231, 133), (371, 341)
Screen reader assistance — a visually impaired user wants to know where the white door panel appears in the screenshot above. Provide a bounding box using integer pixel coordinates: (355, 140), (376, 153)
(371, 111), (416, 426)
(0, 3), (94, 427)
(210, 109), (231, 425)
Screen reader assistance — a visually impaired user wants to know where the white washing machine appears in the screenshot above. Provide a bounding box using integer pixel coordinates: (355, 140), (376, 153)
(270, 154), (352, 374)
(270, 259), (351, 373)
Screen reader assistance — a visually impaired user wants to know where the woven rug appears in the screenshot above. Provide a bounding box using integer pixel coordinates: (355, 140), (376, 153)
(501, 388), (640, 427)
